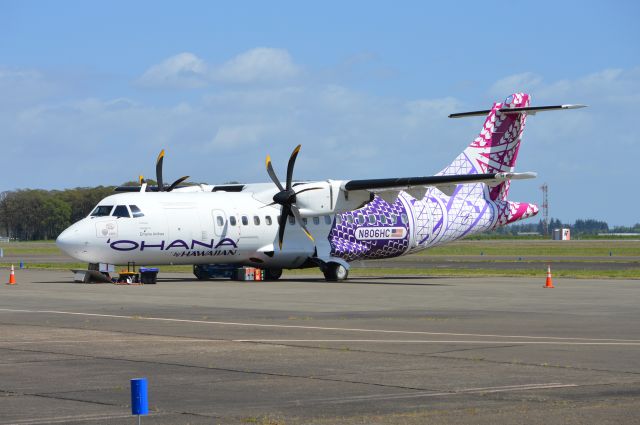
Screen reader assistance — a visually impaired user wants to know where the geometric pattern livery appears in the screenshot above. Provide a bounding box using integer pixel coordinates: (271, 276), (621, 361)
(329, 93), (539, 262)
(329, 196), (410, 261)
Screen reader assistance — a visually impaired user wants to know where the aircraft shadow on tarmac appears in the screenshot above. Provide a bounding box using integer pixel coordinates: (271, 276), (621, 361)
(36, 276), (453, 286)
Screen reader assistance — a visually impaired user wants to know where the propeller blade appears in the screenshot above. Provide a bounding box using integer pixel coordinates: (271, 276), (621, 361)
(266, 155), (285, 192)
(285, 144), (301, 190)
(277, 205), (290, 250)
(167, 176), (190, 192)
(290, 205), (314, 243)
(156, 149), (165, 192)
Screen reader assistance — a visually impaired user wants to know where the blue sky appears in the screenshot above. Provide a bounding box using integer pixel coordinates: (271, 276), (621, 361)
(1, 1), (638, 225)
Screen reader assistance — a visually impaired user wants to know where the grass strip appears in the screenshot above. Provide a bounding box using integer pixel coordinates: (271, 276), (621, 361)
(3, 240), (640, 257)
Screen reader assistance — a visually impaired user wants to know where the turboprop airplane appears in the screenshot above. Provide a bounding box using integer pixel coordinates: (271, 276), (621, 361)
(56, 93), (585, 281)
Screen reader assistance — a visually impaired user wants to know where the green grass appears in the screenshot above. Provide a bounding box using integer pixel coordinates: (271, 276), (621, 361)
(0, 242), (61, 255)
(423, 240), (640, 257)
(3, 240), (640, 257)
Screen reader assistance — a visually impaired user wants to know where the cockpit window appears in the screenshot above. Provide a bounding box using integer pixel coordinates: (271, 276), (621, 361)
(90, 205), (113, 217)
(129, 205), (144, 218)
(112, 205), (130, 218)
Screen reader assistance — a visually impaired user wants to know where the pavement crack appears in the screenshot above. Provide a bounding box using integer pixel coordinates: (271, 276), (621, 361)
(426, 344), (524, 355)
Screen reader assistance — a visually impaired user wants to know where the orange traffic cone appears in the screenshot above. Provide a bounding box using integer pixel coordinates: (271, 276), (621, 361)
(544, 264), (554, 288)
(7, 264), (16, 285)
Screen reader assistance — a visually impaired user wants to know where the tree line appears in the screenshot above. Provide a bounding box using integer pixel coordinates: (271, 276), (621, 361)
(0, 187), (115, 240)
(0, 186), (637, 240)
(496, 218), (640, 236)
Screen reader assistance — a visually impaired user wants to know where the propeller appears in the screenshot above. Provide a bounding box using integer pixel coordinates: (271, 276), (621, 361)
(265, 145), (321, 250)
(155, 149), (189, 192)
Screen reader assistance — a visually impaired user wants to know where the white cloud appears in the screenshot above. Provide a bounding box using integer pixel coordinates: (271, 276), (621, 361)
(137, 48), (300, 88)
(489, 72), (543, 98)
(212, 48), (300, 83)
(211, 124), (272, 149)
(0, 66), (59, 106)
(137, 52), (208, 88)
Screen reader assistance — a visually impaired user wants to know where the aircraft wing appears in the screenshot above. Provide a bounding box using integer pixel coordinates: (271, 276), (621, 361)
(341, 171), (536, 201)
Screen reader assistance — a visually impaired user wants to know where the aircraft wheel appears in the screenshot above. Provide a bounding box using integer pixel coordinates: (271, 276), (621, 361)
(193, 266), (209, 281)
(323, 263), (349, 282)
(264, 268), (283, 281)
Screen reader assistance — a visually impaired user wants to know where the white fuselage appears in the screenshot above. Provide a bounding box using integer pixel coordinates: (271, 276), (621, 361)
(57, 190), (328, 269)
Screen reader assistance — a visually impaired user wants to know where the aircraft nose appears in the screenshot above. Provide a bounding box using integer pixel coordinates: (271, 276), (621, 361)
(56, 226), (82, 256)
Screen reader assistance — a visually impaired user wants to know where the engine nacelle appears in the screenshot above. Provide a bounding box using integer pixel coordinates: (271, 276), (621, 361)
(295, 180), (371, 217)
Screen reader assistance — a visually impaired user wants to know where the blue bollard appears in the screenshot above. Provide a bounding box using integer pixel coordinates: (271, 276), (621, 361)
(19, 260), (24, 269)
(131, 378), (149, 419)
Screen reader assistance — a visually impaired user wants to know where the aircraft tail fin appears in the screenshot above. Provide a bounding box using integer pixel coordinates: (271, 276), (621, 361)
(439, 93), (531, 201)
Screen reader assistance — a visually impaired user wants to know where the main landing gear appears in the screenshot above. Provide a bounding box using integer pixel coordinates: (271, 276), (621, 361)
(264, 268), (283, 281)
(322, 263), (349, 282)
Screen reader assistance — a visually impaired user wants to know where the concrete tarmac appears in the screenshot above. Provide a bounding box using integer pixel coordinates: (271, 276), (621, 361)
(0, 269), (639, 424)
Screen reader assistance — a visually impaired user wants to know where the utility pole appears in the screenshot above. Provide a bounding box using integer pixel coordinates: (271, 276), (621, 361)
(540, 183), (549, 237)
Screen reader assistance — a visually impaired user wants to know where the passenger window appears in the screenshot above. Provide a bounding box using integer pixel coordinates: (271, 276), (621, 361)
(254, 216), (260, 225)
(391, 214), (398, 224)
(90, 205), (113, 217)
(288, 216), (295, 225)
(380, 215), (387, 224)
(325, 216), (332, 225)
(112, 205), (130, 218)
(302, 217), (308, 225)
(313, 217), (320, 225)
(130, 205), (144, 218)
(368, 214), (375, 224)
(347, 215), (354, 224)
(229, 216), (237, 226)
(401, 213), (409, 224)
(241, 216), (249, 225)
(357, 215), (365, 225)
(265, 216), (272, 225)
(216, 216), (224, 226)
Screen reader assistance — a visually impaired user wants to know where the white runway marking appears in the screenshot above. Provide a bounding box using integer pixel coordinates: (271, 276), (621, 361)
(235, 339), (640, 346)
(1, 307), (639, 343)
(308, 382), (578, 404)
(2, 338), (639, 346)
(0, 413), (138, 425)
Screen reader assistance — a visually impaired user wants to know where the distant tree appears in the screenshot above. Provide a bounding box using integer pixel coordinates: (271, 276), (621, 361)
(572, 219), (608, 235)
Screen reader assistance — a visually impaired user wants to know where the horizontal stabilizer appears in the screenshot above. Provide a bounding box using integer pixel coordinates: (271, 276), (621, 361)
(449, 104), (586, 119)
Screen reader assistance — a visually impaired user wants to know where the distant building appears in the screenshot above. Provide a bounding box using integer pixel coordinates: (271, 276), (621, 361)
(552, 228), (571, 240)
